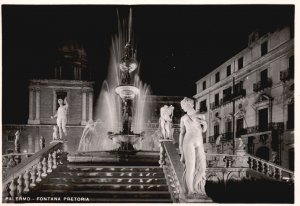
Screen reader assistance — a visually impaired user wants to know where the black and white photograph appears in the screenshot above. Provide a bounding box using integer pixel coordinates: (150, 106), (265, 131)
(1, 3), (295, 203)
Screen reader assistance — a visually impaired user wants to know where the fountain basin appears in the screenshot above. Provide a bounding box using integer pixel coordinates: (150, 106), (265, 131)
(115, 85), (140, 99)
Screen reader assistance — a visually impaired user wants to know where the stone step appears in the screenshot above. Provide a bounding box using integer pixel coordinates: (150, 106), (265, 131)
(66, 166), (163, 172)
(49, 171), (165, 178)
(36, 183), (169, 191)
(47, 177), (167, 184)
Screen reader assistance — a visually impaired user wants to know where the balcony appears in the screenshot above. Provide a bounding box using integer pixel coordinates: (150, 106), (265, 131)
(280, 68), (294, 82)
(210, 102), (221, 110)
(232, 88), (246, 100)
(241, 122), (284, 136)
(253, 78), (272, 92)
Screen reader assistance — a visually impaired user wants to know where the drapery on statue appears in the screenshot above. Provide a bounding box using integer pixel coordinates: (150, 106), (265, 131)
(159, 105), (174, 139)
(179, 97), (208, 195)
(51, 97), (68, 139)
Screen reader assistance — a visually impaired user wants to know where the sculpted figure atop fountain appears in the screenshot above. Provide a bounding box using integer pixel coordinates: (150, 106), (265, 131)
(159, 105), (174, 139)
(179, 97), (208, 195)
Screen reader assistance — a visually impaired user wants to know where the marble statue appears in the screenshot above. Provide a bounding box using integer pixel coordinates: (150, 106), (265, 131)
(51, 97), (68, 139)
(14, 130), (21, 153)
(236, 138), (245, 150)
(52, 126), (59, 141)
(179, 97), (208, 195)
(159, 105), (174, 139)
(40, 136), (45, 150)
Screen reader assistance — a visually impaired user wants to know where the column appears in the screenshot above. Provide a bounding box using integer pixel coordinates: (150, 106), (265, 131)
(89, 92), (93, 121)
(35, 136), (40, 153)
(35, 87), (40, 124)
(28, 135), (33, 153)
(81, 91), (87, 125)
(28, 87), (34, 124)
(53, 90), (57, 115)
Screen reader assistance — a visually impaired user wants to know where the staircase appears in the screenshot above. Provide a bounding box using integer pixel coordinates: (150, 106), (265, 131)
(22, 154), (172, 203)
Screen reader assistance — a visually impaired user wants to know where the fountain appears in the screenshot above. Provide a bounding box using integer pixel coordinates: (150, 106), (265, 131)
(107, 38), (145, 152)
(69, 8), (159, 163)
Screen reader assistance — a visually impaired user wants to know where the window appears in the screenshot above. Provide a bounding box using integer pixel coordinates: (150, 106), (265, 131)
(233, 81), (244, 94)
(227, 65), (231, 77)
(238, 57), (243, 70)
(215, 93), (219, 106)
(200, 100), (207, 113)
(215, 72), (220, 83)
(260, 69), (268, 82)
(7, 149), (14, 154)
(236, 118), (244, 136)
(7, 135), (14, 142)
(287, 103), (294, 129)
(56, 91), (67, 109)
(261, 41), (268, 56)
(202, 81), (206, 90)
(223, 87), (232, 100)
(214, 124), (220, 139)
(226, 121), (232, 132)
(258, 108), (269, 131)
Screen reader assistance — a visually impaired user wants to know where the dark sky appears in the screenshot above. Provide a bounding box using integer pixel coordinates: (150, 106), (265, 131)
(2, 5), (294, 124)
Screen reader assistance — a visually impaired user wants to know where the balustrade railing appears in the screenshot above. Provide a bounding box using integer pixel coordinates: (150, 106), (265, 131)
(3, 153), (35, 172)
(253, 78), (272, 92)
(241, 122), (284, 136)
(159, 140), (293, 202)
(2, 142), (64, 202)
(206, 153), (294, 182)
(247, 154), (294, 182)
(159, 140), (185, 203)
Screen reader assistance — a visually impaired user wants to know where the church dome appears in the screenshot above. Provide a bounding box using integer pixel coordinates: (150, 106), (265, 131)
(54, 40), (88, 80)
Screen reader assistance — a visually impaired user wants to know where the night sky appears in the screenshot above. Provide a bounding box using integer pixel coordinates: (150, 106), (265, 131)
(2, 5), (294, 124)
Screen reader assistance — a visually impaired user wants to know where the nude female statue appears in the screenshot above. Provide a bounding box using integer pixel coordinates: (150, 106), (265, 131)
(159, 105), (174, 139)
(179, 97), (208, 195)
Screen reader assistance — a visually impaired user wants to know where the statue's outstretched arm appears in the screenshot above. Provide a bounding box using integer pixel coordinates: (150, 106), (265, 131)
(64, 97), (68, 108)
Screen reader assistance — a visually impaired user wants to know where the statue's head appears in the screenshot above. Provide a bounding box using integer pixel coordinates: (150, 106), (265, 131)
(180, 97), (194, 112)
(58, 99), (63, 105)
(53, 125), (58, 131)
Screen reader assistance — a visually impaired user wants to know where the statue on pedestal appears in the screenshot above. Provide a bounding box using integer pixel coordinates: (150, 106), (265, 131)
(14, 130), (21, 153)
(51, 97), (68, 139)
(159, 105), (174, 139)
(40, 136), (45, 150)
(52, 126), (59, 141)
(179, 97), (208, 195)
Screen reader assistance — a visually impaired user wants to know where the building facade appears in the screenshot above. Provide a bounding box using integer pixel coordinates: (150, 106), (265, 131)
(194, 26), (294, 170)
(2, 40), (185, 155)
